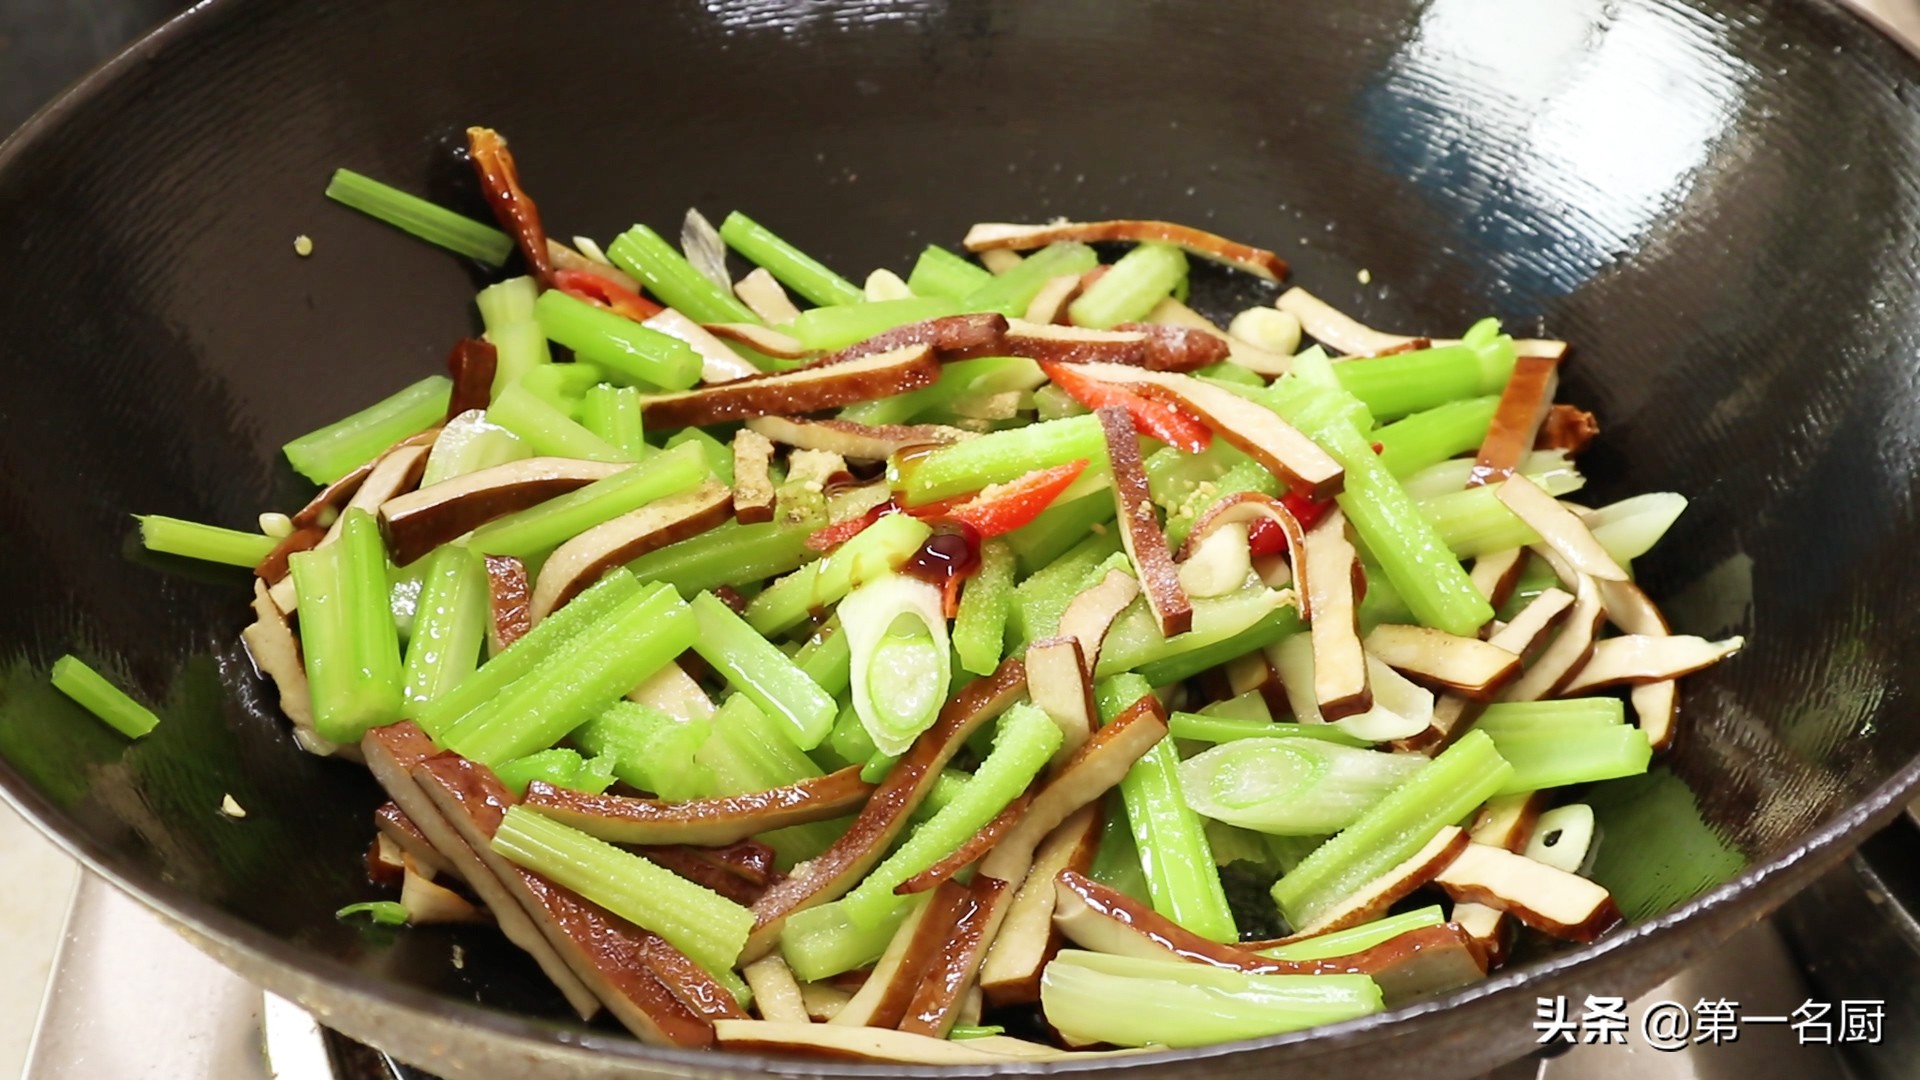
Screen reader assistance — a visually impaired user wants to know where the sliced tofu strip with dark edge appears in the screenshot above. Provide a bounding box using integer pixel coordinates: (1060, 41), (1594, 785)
(379, 458), (628, 565)
(1302, 509), (1371, 720)
(963, 220), (1288, 282)
(978, 805), (1102, 1007)
(522, 765), (876, 846)
(639, 345), (940, 429)
(529, 481), (733, 620)
(1098, 407), (1192, 637)
(744, 416), (974, 461)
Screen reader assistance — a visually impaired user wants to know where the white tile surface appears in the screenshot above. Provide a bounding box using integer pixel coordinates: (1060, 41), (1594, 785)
(0, 801), (78, 1079)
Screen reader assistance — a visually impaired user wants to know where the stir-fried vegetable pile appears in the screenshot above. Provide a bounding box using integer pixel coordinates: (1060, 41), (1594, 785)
(61, 126), (1742, 1062)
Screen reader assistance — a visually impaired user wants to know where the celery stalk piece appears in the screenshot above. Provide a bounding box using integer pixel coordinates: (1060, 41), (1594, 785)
(1067, 243), (1187, 329)
(745, 513), (933, 635)
(1008, 536), (1124, 647)
(573, 700), (713, 801)
(486, 384), (633, 463)
(779, 894), (921, 982)
(1370, 396), (1501, 477)
(517, 362), (608, 414)
(1167, 712), (1367, 747)
(1271, 729), (1512, 930)
(606, 225), (762, 326)
(786, 296), (961, 351)
(914, 768), (973, 823)
(1475, 698), (1626, 734)
(840, 702), (1064, 926)
(412, 571), (641, 739)
(952, 539), (1016, 676)
(1002, 491), (1118, 575)
(288, 509), (404, 743)
(1198, 690), (1274, 722)
(492, 805), (753, 974)
(1399, 451), (1578, 501)
(1098, 677), (1237, 942)
(695, 696), (841, 866)
(1134, 607), (1302, 688)
(282, 375), (453, 484)
(580, 384), (647, 460)
(421, 410), (531, 487)
(1096, 584), (1295, 677)
(719, 211), (865, 307)
(484, 320), (554, 399)
(464, 441), (706, 558)
(135, 516), (276, 567)
(574, 754), (618, 795)
(690, 592), (838, 750)
(828, 699), (880, 771)
(401, 544), (488, 709)
(840, 574), (952, 755)
(1042, 950), (1381, 1048)
(1180, 740), (1428, 835)
(533, 290), (702, 391)
(794, 620), (852, 700)
(1416, 472), (1589, 558)
(475, 276), (540, 332)
(1485, 725), (1652, 796)
(906, 245), (993, 300)
(443, 584), (696, 765)
(900, 413), (1107, 506)
(627, 519), (816, 597)
(959, 241), (1101, 316)
(1255, 905), (1448, 960)
(324, 168), (512, 265)
(664, 427), (734, 485)
(839, 355), (1044, 427)
(1163, 458), (1283, 550)
(493, 747), (584, 798)
(48, 655), (159, 738)
(1330, 332), (1518, 421)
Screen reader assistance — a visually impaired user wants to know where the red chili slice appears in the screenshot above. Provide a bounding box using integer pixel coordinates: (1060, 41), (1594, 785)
(1040, 363), (1212, 453)
(553, 268), (665, 322)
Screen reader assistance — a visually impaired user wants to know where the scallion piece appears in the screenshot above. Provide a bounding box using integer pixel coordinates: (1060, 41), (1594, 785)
(580, 384), (647, 460)
(486, 383), (632, 463)
(952, 539), (1015, 676)
(745, 513), (932, 636)
(906, 245), (993, 300)
(420, 410), (530, 487)
(400, 544), (488, 709)
(840, 701), (1063, 926)
(533, 289), (702, 391)
(1180, 740), (1428, 835)
(787, 296), (961, 351)
(840, 573), (952, 756)
(1067, 243), (1187, 329)
(324, 168), (512, 266)
(1167, 712), (1366, 747)
(1096, 583), (1295, 677)
(719, 211), (865, 307)
(336, 900), (410, 926)
(1134, 607), (1301, 688)
(282, 375), (452, 485)
(135, 515), (276, 567)
(49, 655), (159, 739)
(1040, 950), (1381, 1048)
(1416, 472), (1588, 558)
(492, 805), (754, 974)
(288, 509), (404, 744)
(606, 225), (762, 326)
(959, 241), (1100, 317)
(1270, 729), (1512, 931)
(689, 592), (838, 750)
(464, 441), (706, 558)
(899, 413), (1106, 506)
(627, 519), (815, 597)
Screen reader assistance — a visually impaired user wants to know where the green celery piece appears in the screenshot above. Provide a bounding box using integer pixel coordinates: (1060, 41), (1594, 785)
(952, 539), (1016, 676)
(412, 571), (641, 739)
(492, 805), (753, 974)
(745, 513), (932, 635)
(475, 277), (539, 332)
(1096, 584), (1294, 677)
(628, 519), (815, 597)
(442, 585), (697, 764)
(906, 245), (992, 299)
(840, 702), (1063, 926)
(1002, 491), (1117, 575)
(337, 901), (410, 926)
(794, 620), (853, 700)
(1271, 729), (1511, 931)
(1416, 471), (1588, 558)
(1496, 555), (1561, 621)
(606, 225), (761, 325)
(827, 700), (879, 770)
(581, 383), (648, 460)
(1331, 332), (1517, 421)
(779, 894), (921, 982)
(572, 700), (713, 801)
(719, 211), (865, 307)
(1475, 698), (1626, 734)
(690, 592), (837, 750)
(1033, 382), (1087, 420)
(574, 753), (618, 795)
(1164, 458), (1283, 550)
(662, 427), (733, 484)
(1144, 437), (1252, 509)
(135, 516), (276, 568)
(1197, 689), (1273, 722)
(697, 696), (840, 867)
(1067, 243), (1187, 329)
(1167, 713), (1366, 747)
(1135, 608), (1302, 688)
(839, 355), (1043, 427)
(1009, 536), (1124, 647)
(493, 748), (584, 798)
(401, 544), (488, 709)
(283, 376), (452, 484)
(534, 289), (702, 391)
(483, 320), (553, 399)
(464, 442), (707, 558)
(1039, 951), (1381, 1048)
(487, 383), (632, 463)
(959, 242), (1100, 316)
(518, 362), (608, 415)
(324, 168), (512, 265)
(1257, 906), (1448, 960)
(1196, 359), (1265, 387)
(48, 655), (159, 739)
(900, 413), (1106, 506)
(289, 509), (403, 743)
(1099, 676), (1236, 942)
(1485, 726), (1652, 796)
(912, 768), (972, 823)
(1371, 397), (1500, 477)
(787, 297), (960, 351)
(1088, 793), (1151, 900)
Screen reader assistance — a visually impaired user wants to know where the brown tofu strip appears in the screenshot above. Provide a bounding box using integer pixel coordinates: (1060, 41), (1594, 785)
(290, 427), (442, 530)
(378, 457), (626, 566)
(894, 793), (1034, 896)
(743, 658), (1028, 961)
(1303, 509), (1371, 721)
(413, 754), (738, 1045)
(1098, 407), (1192, 637)
(254, 524), (327, 583)
(745, 416), (973, 461)
(1054, 568), (1141, 675)
(1467, 355), (1560, 487)
(978, 806), (1102, 1007)
(483, 555), (531, 655)
(1024, 637), (1096, 764)
(730, 429), (776, 524)
(823, 313), (1009, 365)
(373, 802), (458, 881)
(640, 345), (940, 428)
(1258, 825), (1471, 941)
(444, 338), (499, 420)
(529, 481), (733, 620)
(1177, 491), (1312, 617)
(1112, 322), (1233, 372)
(1432, 841), (1623, 943)
(1000, 321), (1149, 366)
(1362, 624), (1521, 699)
(1536, 404), (1600, 454)
(897, 876), (1012, 1038)
(963, 219), (1288, 282)
(828, 883), (968, 1028)
(522, 765), (876, 846)
(631, 845), (768, 907)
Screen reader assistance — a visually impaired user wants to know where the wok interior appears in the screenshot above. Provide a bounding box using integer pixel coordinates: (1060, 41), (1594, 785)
(2, 0), (1919, 1063)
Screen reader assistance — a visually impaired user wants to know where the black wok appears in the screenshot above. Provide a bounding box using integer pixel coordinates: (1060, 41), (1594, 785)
(2, 0), (1918, 1075)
